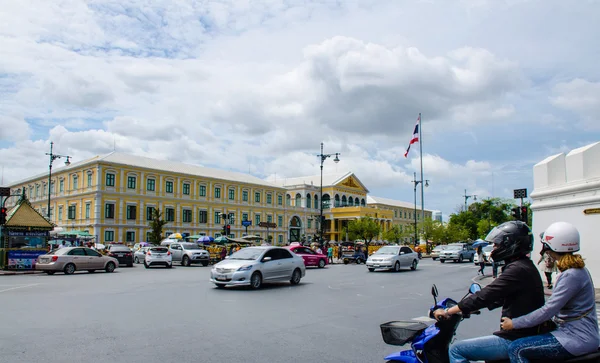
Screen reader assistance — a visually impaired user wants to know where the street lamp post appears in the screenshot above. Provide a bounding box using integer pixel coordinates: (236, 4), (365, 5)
(411, 172), (429, 245)
(46, 142), (71, 219)
(317, 142), (340, 246)
(463, 189), (477, 212)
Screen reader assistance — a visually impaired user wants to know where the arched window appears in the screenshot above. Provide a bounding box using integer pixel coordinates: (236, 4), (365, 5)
(314, 195), (319, 209)
(334, 194), (340, 207)
(341, 195), (347, 207)
(306, 194), (312, 209)
(348, 197), (354, 206)
(322, 194), (331, 209)
(286, 194), (291, 206)
(361, 198), (366, 207)
(295, 193), (301, 208)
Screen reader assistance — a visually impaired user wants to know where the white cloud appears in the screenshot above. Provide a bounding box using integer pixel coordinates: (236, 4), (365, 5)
(551, 79), (600, 130)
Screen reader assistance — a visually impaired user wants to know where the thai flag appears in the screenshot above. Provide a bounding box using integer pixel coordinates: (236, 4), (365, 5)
(404, 115), (420, 158)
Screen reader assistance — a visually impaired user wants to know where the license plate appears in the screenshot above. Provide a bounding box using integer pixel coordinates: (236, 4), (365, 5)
(117, 254), (124, 257)
(156, 254), (164, 257)
(215, 275), (227, 281)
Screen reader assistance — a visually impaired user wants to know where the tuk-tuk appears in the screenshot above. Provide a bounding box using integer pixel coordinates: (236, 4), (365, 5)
(341, 241), (366, 264)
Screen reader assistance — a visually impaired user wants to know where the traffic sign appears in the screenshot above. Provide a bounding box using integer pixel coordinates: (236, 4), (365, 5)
(0, 187), (10, 197)
(513, 188), (527, 199)
(259, 222), (277, 228)
(242, 220), (252, 227)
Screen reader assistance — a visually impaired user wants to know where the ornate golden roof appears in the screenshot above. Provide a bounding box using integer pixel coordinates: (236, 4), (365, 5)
(5, 195), (54, 230)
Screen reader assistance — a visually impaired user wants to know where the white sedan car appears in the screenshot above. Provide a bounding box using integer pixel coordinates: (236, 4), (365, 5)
(144, 246), (173, 268)
(210, 246), (306, 289)
(366, 245), (419, 272)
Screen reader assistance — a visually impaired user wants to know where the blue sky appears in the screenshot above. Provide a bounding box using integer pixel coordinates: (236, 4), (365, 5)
(0, 0), (599, 218)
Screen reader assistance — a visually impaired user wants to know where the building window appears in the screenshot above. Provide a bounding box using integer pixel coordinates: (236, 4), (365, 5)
(214, 187), (221, 199)
(278, 195), (283, 205)
(146, 206), (155, 221)
(73, 176), (78, 191)
(198, 210), (208, 224)
(255, 192), (261, 203)
(85, 203), (90, 219)
(229, 189), (235, 200)
(214, 212), (221, 224)
(267, 215), (273, 223)
(166, 181), (173, 193)
(242, 191), (248, 202)
(35, 185), (39, 197)
(127, 205), (137, 220)
(147, 178), (156, 191)
(146, 232), (151, 241)
(182, 209), (192, 223)
(254, 214), (261, 226)
(308, 219), (312, 228)
(242, 213), (248, 221)
(183, 183), (190, 195)
(267, 194), (272, 204)
(87, 173), (92, 187)
(68, 205), (76, 220)
(295, 194), (301, 207)
(50, 182), (55, 195)
(278, 215), (283, 228)
(127, 176), (136, 189)
(228, 212), (235, 225)
(278, 235), (283, 244)
(199, 185), (206, 197)
(106, 173), (115, 187)
(59, 180), (64, 192)
(105, 203), (115, 219)
(105, 230), (115, 242)
(58, 206), (63, 221)
(126, 231), (135, 242)
(165, 208), (175, 222)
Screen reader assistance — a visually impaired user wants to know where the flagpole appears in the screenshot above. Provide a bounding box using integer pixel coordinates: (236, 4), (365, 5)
(419, 113), (425, 244)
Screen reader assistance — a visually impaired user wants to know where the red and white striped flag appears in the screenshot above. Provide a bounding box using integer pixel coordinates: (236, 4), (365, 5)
(404, 114), (420, 158)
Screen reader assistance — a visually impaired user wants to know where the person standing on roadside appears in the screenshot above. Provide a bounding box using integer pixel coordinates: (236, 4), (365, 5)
(327, 245), (333, 264)
(538, 249), (557, 289)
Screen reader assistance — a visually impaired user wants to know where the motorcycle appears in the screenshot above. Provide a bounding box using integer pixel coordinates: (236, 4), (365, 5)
(380, 283), (600, 363)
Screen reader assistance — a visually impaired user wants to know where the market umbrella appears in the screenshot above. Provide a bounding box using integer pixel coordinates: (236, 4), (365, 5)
(140, 242), (150, 247)
(169, 233), (183, 239)
(472, 239), (489, 249)
(214, 236), (229, 244)
(95, 243), (106, 250)
(197, 236), (214, 243)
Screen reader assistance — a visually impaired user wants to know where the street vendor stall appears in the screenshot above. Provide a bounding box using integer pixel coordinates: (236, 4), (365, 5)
(0, 194), (54, 270)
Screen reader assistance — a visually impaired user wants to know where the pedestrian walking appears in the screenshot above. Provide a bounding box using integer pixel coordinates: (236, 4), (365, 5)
(491, 256), (499, 278)
(327, 245), (333, 264)
(538, 250), (558, 289)
(477, 246), (486, 276)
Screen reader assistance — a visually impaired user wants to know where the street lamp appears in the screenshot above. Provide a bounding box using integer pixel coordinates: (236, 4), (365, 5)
(46, 142), (71, 219)
(317, 142), (340, 246)
(411, 172), (429, 245)
(463, 189), (477, 212)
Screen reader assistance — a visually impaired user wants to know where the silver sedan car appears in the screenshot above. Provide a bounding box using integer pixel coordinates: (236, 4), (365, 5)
(210, 246), (306, 289)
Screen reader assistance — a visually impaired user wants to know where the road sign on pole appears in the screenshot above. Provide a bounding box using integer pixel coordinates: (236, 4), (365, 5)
(513, 188), (527, 199)
(0, 187), (10, 197)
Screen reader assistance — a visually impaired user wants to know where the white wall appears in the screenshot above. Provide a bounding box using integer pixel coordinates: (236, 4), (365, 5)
(530, 141), (600, 283)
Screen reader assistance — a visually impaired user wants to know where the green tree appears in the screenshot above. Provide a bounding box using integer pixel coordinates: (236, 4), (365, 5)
(148, 209), (168, 244)
(383, 224), (412, 245)
(348, 217), (381, 254)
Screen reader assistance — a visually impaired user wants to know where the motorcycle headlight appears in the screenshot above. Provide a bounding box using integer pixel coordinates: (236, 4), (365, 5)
(237, 265), (253, 271)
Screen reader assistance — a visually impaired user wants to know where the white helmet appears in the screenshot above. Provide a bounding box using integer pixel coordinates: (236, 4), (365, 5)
(541, 222), (580, 253)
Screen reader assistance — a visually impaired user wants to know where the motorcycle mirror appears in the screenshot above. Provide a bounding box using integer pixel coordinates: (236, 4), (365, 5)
(469, 283), (482, 294)
(431, 284), (438, 298)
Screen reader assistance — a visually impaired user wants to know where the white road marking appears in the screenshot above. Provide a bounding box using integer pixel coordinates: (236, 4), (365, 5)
(0, 283), (40, 293)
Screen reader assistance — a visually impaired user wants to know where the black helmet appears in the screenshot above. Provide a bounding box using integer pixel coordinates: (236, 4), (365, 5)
(487, 221), (533, 262)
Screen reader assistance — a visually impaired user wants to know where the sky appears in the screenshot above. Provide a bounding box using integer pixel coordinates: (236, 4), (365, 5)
(1, 0), (599, 218)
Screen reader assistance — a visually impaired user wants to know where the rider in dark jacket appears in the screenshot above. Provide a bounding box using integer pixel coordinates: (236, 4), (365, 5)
(433, 221), (546, 362)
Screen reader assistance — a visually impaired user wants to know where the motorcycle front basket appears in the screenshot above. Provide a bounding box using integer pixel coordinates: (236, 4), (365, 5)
(380, 321), (429, 346)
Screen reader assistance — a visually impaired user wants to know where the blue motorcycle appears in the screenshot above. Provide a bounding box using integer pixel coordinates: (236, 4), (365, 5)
(380, 284), (600, 363)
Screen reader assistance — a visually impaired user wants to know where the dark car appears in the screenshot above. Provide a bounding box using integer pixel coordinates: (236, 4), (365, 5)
(107, 245), (134, 267)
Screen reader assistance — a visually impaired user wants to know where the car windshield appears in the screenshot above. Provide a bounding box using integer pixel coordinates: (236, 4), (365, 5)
(433, 246), (446, 251)
(483, 245), (493, 252)
(446, 245), (462, 250)
(181, 243), (201, 250)
(150, 247), (169, 253)
(374, 247), (400, 255)
(229, 248), (264, 260)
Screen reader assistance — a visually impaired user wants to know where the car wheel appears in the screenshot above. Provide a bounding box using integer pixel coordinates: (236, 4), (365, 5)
(215, 284), (226, 289)
(440, 259), (445, 263)
(411, 260), (418, 271)
(144, 262), (149, 269)
(393, 261), (400, 272)
(458, 256), (464, 263)
(343, 259), (349, 265)
(432, 257), (437, 261)
(290, 269), (302, 285)
(250, 272), (262, 289)
(166, 263), (172, 269)
(105, 262), (116, 273)
(201, 261), (209, 267)
(469, 255), (474, 263)
(368, 268), (375, 272)
(46, 271), (55, 275)
(182, 255), (190, 266)
(134, 257), (139, 264)
(318, 259), (326, 268)
(64, 263), (76, 275)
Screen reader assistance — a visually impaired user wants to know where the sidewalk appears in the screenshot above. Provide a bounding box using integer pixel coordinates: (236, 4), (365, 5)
(472, 274), (600, 303)
(0, 270), (43, 276)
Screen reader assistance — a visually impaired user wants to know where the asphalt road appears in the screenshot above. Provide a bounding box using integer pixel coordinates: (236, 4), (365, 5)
(0, 259), (501, 363)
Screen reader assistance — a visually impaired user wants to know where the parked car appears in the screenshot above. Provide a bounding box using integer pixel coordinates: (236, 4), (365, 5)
(169, 242), (210, 266)
(430, 245), (447, 260)
(36, 247), (118, 275)
(474, 245), (504, 266)
(107, 245), (134, 267)
(134, 247), (149, 264)
(439, 243), (475, 263)
(144, 246), (173, 268)
(366, 245), (419, 272)
(210, 246), (305, 289)
(287, 245), (328, 268)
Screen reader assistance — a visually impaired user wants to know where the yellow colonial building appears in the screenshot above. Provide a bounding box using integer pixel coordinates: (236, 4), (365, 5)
(6, 152), (432, 245)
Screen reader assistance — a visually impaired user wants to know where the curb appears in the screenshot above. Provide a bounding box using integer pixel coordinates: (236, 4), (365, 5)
(0, 270), (44, 276)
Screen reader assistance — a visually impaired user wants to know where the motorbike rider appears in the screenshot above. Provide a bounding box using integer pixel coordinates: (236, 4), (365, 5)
(500, 222), (600, 362)
(433, 221), (546, 363)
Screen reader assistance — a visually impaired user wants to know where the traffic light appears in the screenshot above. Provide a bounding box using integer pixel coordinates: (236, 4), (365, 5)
(226, 225), (231, 235)
(511, 207), (521, 221)
(221, 225), (227, 235)
(0, 207), (6, 225)
(520, 206), (528, 224)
